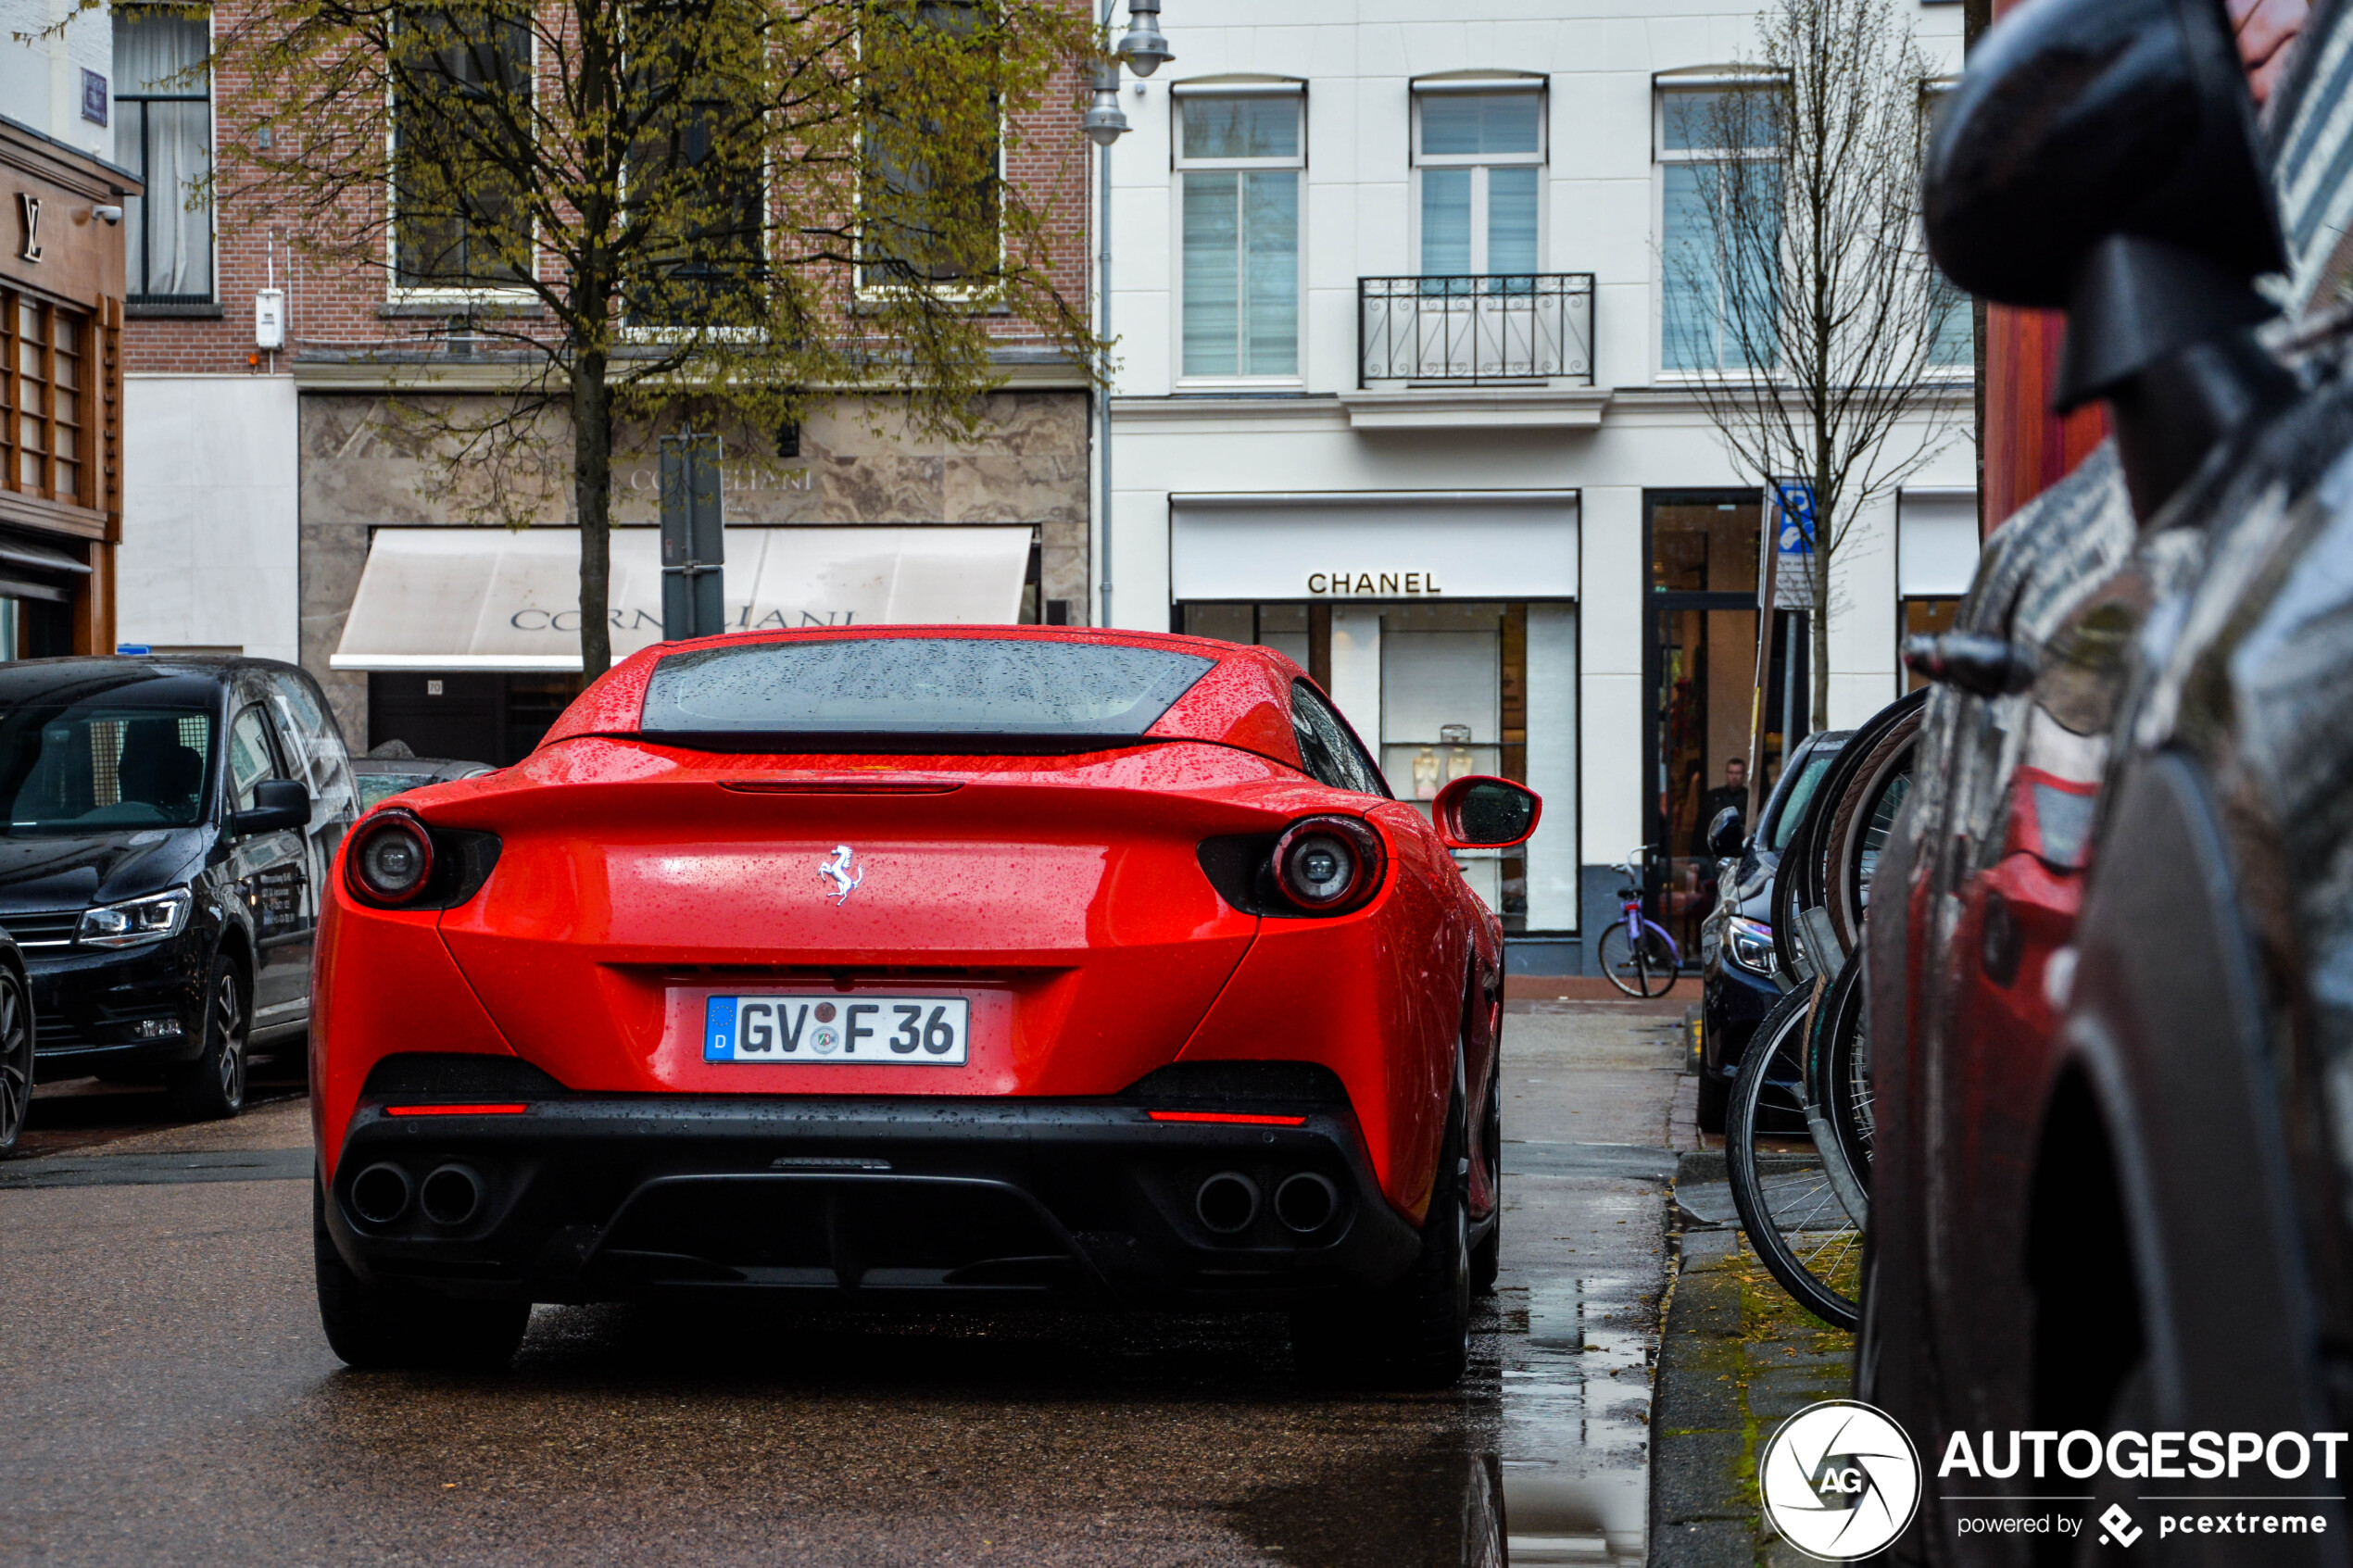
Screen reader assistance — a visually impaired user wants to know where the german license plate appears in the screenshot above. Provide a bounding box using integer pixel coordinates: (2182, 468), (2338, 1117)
(702, 996), (970, 1065)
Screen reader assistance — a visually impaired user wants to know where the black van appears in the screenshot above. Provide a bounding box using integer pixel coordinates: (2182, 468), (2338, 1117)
(0, 658), (358, 1118)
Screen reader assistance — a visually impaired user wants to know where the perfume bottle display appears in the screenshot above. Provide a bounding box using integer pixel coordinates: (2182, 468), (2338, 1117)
(1441, 723), (1476, 783)
(1413, 746), (1441, 799)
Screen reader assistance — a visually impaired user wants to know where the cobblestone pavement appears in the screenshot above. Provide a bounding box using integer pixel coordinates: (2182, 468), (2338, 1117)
(1650, 1156), (1860, 1567)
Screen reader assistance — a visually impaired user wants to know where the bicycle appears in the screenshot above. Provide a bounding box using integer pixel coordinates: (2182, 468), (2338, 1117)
(1597, 851), (1680, 999)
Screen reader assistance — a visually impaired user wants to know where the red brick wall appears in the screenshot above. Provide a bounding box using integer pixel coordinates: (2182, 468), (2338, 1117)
(125, 1), (1095, 375)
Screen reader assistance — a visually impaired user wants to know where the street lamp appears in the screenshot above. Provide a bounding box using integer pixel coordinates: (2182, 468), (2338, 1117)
(1115, 0), (1172, 78)
(1088, 0), (1173, 631)
(1082, 60), (1128, 146)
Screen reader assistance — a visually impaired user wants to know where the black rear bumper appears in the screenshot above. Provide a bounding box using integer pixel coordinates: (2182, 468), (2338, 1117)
(324, 1094), (1428, 1309)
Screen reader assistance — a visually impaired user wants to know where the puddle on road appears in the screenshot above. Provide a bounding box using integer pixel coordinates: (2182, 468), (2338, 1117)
(1231, 1273), (1652, 1568)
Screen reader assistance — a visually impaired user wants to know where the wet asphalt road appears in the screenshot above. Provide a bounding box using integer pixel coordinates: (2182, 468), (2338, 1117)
(0, 1006), (1687, 1567)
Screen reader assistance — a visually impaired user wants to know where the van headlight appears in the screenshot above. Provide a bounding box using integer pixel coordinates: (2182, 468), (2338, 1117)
(1727, 916), (1778, 978)
(77, 888), (193, 948)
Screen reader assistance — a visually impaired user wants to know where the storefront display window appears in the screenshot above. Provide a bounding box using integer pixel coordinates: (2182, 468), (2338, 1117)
(1901, 596), (1961, 693)
(1181, 597), (1576, 937)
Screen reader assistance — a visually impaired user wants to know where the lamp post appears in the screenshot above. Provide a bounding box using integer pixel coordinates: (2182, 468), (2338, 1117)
(1084, 0), (1170, 631)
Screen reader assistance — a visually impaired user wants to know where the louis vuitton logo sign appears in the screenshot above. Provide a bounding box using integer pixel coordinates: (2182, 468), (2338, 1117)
(17, 194), (41, 263)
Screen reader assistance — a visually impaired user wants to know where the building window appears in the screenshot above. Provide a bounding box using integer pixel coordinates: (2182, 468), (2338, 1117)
(1, 296), (91, 508)
(1657, 83), (1780, 373)
(1413, 86), (1542, 278)
(1176, 90), (1303, 380)
(115, 6), (214, 304)
(860, 1), (1002, 290)
(627, 60), (767, 325)
(391, 10), (534, 291)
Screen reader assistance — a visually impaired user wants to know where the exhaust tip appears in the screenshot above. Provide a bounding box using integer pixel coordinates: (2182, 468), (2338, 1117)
(1195, 1171), (1262, 1235)
(350, 1162), (413, 1227)
(419, 1163), (485, 1228)
(1274, 1171), (1340, 1234)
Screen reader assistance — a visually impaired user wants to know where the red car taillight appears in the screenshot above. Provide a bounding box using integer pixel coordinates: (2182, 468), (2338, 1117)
(1271, 816), (1386, 916)
(346, 810), (436, 908)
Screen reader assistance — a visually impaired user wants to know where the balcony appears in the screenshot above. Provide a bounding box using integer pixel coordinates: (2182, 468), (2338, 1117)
(1346, 273), (1604, 431)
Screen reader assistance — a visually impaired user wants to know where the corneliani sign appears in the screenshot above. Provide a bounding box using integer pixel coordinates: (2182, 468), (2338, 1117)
(1169, 491), (1579, 603)
(330, 525), (1034, 672)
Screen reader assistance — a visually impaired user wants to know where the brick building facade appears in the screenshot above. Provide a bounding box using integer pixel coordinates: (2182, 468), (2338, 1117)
(115, 0), (1099, 761)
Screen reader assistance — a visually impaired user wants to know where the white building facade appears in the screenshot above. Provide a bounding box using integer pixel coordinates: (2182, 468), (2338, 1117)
(1099, 0), (1976, 973)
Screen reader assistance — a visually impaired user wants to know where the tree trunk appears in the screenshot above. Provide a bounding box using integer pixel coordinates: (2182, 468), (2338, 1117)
(573, 346), (613, 679)
(1810, 495), (1832, 734)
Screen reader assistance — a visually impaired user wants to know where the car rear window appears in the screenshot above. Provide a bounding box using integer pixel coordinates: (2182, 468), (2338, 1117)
(639, 638), (1217, 749)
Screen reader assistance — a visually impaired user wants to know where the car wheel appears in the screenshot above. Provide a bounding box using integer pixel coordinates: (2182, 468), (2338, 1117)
(313, 1180), (529, 1371)
(167, 955), (248, 1122)
(0, 967), (31, 1157)
(1470, 1053), (1502, 1295)
(1291, 1079), (1473, 1390)
(1696, 1065), (1730, 1135)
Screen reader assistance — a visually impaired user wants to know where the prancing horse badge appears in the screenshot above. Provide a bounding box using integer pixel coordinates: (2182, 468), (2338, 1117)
(820, 845), (862, 905)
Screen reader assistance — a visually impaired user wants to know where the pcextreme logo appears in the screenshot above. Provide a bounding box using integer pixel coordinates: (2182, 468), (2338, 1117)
(1760, 1399), (1924, 1562)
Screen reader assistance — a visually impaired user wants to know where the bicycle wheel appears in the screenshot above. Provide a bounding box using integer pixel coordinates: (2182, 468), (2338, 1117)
(1822, 712), (1922, 953)
(1597, 921), (1677, 998)
(1727, 990), (1862, 1329)
(1806, 960), (1875, 1193)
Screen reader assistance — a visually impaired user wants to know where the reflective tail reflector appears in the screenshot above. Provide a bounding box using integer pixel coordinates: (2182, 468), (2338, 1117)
(1145, 1110), (1308, 1126)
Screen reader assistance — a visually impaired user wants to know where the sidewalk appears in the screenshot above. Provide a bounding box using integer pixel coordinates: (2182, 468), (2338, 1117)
(1648, 1123), (1859, 1565)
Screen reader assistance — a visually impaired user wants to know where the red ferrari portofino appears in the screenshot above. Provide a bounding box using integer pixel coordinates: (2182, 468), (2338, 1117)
(309, 627), (1537, 1384)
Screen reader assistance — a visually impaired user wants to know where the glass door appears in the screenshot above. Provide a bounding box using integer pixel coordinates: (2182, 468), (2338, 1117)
(1644, 495), (1763, 962)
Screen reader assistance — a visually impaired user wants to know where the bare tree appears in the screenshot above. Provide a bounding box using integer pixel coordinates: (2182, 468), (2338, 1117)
(216, 0), (1098, 676)
(1664, 0), (1963, 730)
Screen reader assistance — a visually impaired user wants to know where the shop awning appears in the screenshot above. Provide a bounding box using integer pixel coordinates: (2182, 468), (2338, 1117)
(330, 525), (1033, 672)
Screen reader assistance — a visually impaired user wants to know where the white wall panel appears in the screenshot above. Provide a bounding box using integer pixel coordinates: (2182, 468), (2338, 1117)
(120, 377), (300, 664)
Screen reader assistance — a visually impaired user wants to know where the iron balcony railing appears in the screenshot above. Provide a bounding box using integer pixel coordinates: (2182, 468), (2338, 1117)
(1358, 273), (1595, 388)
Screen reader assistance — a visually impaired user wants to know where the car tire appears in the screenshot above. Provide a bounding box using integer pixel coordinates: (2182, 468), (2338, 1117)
(1469, 1054), (1502, 1296)
(1696, 1066), (1730, 1135)
(1291, 1081), (1473, 1390)
(0, 965), (31, 1157)
(313, 1181), (529, 1371)
(166, 954), (249, 1122)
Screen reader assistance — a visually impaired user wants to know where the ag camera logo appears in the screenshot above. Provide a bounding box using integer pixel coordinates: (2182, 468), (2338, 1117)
(1760, 1399), (1923, 1561)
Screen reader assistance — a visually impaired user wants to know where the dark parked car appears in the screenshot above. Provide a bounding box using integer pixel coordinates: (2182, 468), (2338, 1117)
(1864, 0), (2353, 1558)
(1692, 728), (1847, 1133)
(0, 658), (358, 1118)
(349, 747), (495, 813)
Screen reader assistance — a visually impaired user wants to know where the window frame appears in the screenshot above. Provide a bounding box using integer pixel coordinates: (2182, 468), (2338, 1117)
(853, 0), (1012, 306)
(1171, 82), (1308, 389)
(226, 703), (285, 814)
(0, 293), (97, 511)
(1653, 74), (1785, 382)
(1918, 76), (1972, 378)
(115, 3), (218, 307)
(384, 9), (541, 304)
(1409, 80), (1547, 280)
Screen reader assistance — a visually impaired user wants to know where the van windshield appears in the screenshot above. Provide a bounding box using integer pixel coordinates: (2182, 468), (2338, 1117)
(0, 704), (215, 832)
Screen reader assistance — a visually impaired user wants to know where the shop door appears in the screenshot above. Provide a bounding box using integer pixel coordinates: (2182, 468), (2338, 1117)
(1643, 495), (1762, 962)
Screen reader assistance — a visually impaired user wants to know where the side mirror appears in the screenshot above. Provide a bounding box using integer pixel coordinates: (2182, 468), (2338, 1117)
(234, 778), (312, 836)
(1924, 0), (2280, 316)
(1924, 0), (2296, 519)
(1432, 775), (1541, 850)
(1706, 806), (1746, 860)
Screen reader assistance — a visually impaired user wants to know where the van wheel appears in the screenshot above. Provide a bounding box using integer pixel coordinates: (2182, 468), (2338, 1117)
(0, 967), (31, 1156)
(314, 1181), (529, 1371)
(167, 956), (247, 1121)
